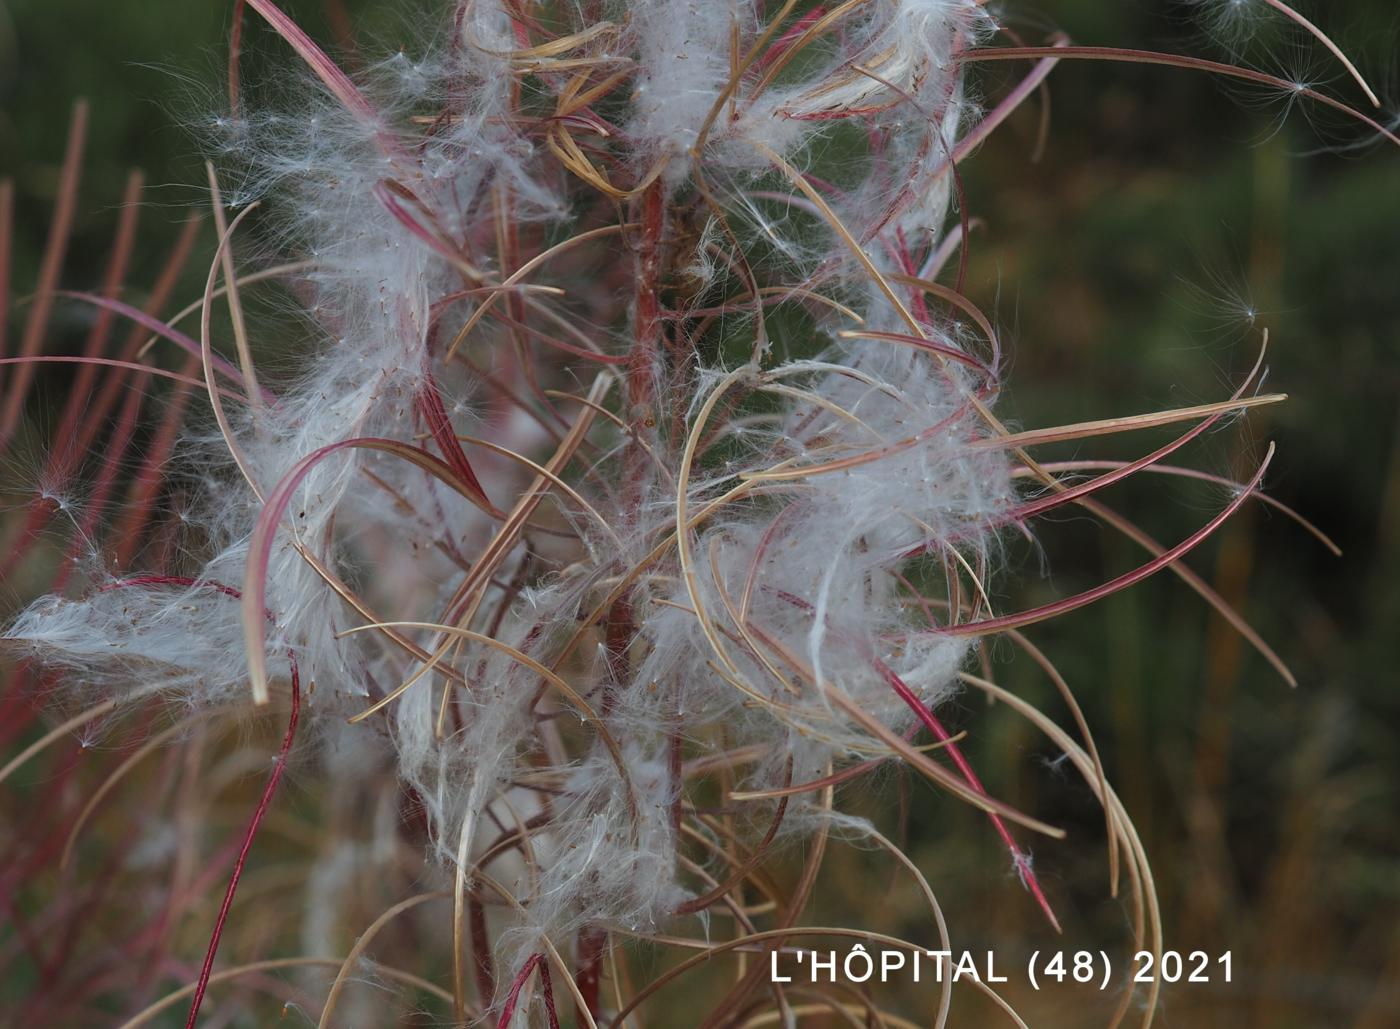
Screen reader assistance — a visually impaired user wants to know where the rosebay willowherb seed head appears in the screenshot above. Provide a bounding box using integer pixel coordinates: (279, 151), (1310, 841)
(4, 0), (1386, 1024)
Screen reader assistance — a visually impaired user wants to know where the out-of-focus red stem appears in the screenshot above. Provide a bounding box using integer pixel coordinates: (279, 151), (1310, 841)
(0, 179), (12, 360)
(83, 215), (202, 432)
(629, 179), (664, 420)
(0, 102), (86, 449)
(574, 926), (606, 1024)
(114, 352), (202, 567)
(48, 171), (143, 462)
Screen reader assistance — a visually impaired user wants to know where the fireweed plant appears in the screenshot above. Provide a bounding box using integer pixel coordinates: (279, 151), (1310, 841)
(0, 0), (1393, 1025)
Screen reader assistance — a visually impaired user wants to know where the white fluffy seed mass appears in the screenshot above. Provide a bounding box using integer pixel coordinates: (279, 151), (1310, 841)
(8, 0), (1011, 1010)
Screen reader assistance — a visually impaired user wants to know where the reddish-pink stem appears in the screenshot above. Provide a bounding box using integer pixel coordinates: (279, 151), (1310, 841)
(496, 953), (559, 1029)
(574, 927), (606, 1024)
(0, 102), (86, 448)
(48, 171), (144, 461)
(875, 658), (1060, 931)
(114, 354), (203, 566)
(184, 657), (300, 1028)
(0, 179), (14, 359)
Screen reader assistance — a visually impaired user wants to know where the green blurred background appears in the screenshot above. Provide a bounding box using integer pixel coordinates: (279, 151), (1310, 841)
(2, 1), (1397, 1026)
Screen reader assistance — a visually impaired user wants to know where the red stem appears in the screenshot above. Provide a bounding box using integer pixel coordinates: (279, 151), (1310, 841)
(184, 658), (300, 1028)
(496, 952), (559, 1029)
(0, 102), (86, 449)
(574, 927), (606, 1024)
(874, 658), (1060, 932)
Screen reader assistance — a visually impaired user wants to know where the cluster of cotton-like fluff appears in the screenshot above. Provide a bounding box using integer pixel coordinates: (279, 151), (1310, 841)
(9, 0), (1012, 1019)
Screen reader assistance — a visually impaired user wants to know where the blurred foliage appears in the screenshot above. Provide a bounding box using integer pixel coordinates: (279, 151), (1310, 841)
(2, 1), (1397, 1026)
